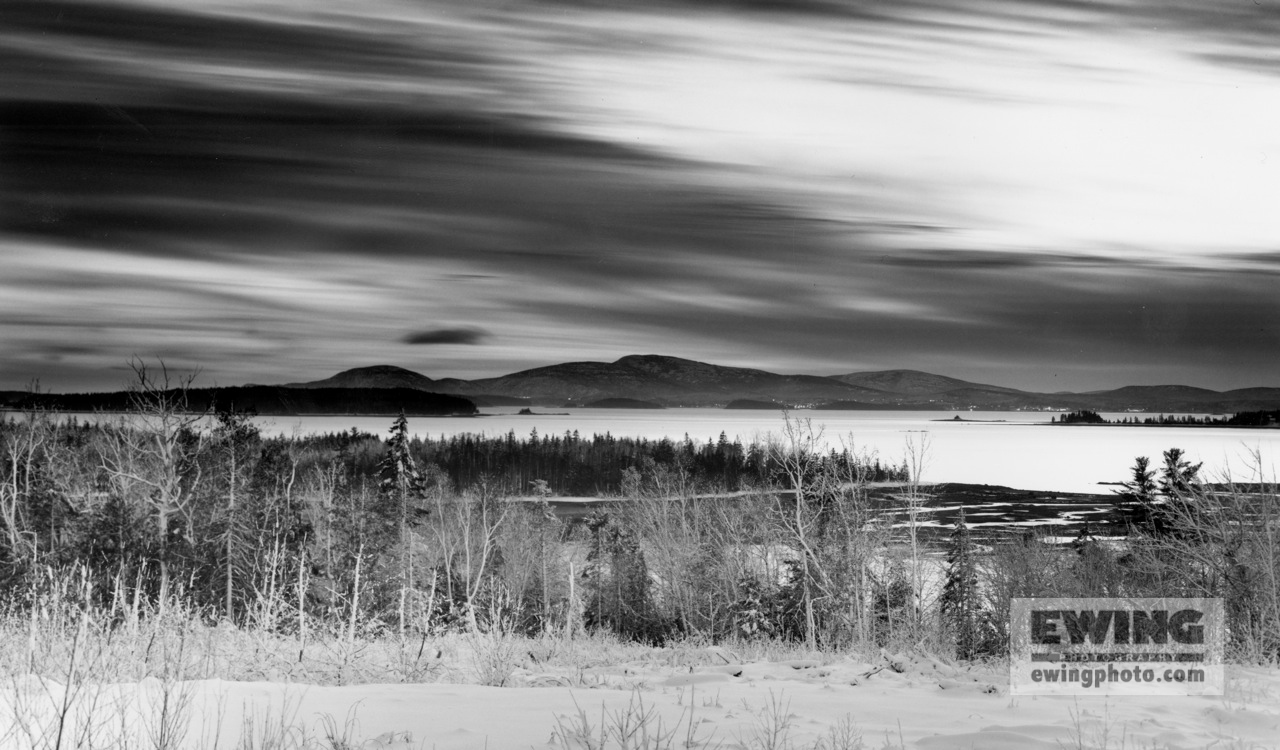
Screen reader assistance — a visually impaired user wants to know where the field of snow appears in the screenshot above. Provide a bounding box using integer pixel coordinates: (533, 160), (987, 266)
(7, 635), (1278, 749)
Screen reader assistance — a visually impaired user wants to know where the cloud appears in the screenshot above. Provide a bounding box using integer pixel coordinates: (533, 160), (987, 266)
(874, 250), (1129, 271)
(402, 328), (490, 346)
(3, 0), (1279, 393)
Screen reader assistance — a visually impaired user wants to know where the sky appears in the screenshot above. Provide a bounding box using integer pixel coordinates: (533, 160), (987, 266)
(2, 0), (1279, 394)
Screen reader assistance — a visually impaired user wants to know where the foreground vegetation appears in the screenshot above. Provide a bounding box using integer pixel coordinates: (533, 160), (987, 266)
(0, 375), (1276, 612)
(2, 367), (1278, 658)
(2, 367), (1279, 747)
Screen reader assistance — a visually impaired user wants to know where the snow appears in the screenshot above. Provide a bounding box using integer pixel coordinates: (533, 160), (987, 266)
(9, 646), (1277, 749)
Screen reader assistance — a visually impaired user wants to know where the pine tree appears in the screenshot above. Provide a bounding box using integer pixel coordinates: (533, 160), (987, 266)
(1115, 455), (1158, 530)
(1148, 447), (1203, 538)
(1119, 449), (1201, 536)
(1158, 448), (1201, 497)
(940, 507), (981, 659)
(213, 406), (261, 621)
(379, 410), (425, 633)
(380, 411), (424, 503)
(582, 509), (666, 643)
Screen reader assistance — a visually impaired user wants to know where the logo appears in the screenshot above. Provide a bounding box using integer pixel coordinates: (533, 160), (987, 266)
(1010, 598), (1223, 695)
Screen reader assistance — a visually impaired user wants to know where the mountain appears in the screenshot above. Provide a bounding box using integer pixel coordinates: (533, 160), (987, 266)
(833, 369), (1024, 396)
(444, 354), (887, 406)
(826, 370), (1043, 409)
(283, 365), (528, 407)
(446, 360), (666, 405)
(1061, 385), (1280, 413)
(272, 356), (1280, 412)
(283, 365), (437, 390)
(11, 356), (1280, 414)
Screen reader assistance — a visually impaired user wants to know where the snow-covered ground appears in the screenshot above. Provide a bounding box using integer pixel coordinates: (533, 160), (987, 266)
(7, 642), (1277, 749)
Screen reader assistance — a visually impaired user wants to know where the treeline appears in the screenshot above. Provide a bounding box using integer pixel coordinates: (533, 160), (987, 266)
(242, 426), (907, 498)
(410, 429), (905, 495)
(1054, 409), (1280, 426)
(1054, 409), (1106, 424)
(1223, 409), (1280, 426)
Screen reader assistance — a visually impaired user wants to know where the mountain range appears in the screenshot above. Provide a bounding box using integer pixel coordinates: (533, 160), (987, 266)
(4, 355), (1279, 414)
(280, 354), (1280, 413)
(1, 385), (477, 417)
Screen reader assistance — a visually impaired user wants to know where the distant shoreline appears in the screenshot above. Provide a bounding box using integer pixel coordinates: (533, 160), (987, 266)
(931, 415), (1275, 428)
(10, 406), (1278, 426)
(1048, 422), (1278, 429)
(0, 408), (481, 418)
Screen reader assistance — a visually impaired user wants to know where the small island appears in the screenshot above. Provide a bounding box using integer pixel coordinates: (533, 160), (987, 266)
(583, 397), (665, 409)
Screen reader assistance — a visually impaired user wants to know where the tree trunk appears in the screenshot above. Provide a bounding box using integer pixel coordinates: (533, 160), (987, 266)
(157, 504), (170, 608)
(226, 448), (235, 621)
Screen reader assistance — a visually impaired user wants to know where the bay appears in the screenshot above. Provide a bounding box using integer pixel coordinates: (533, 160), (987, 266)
(256, 409), (1279, 495)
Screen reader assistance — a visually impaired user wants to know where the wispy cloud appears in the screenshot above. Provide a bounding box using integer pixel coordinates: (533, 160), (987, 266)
(1, 0), (1278, 392)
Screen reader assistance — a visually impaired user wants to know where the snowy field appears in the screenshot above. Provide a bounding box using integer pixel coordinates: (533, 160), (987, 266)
(5, 635), (1278, 749)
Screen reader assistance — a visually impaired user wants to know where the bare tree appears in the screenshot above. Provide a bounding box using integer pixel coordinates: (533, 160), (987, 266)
(1, 392), (51, 571)
(299, 460), (346, 617)
(767, 412), (839, 649)
(98, 359), (208, 603)
(428, 477), (509, 632)
(901, 431), (932, 642)
(829, 435), (892, 646)
(2, 388), (110, 576)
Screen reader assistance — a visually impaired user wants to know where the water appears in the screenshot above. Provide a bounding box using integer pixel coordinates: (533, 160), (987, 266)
(256, 409), (1279, 494)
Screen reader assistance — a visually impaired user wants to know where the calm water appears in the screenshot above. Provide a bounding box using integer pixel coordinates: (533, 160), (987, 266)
(256, 409), (1280, 494)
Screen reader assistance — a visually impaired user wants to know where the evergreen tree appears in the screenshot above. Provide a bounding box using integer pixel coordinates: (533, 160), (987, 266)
(212, 406), (261, 621)
(1115, 455), (1158, 530)
(1158, 447), (1201, 497)
(1119, 448), (1201, 537)
(1144, 447), (1204, 539)
(940, 507), (982, 659)
(379, 411), (424, 505)
(378, 411), (426, 633)
(582, 510), (669, 644)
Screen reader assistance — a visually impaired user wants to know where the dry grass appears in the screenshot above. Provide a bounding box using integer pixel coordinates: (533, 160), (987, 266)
(1, 563), (1272, 750)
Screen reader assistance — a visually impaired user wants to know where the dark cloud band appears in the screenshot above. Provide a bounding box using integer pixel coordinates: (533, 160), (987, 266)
(403, 328), (490, 346)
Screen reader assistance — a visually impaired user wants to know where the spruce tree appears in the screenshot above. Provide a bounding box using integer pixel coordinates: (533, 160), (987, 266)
(379, 410), (425, 633)
(940, 507), (981, 659)
(1158, 448), (1201, 497)
(1150, 447), (1202, 538)
(1116, 455), (1158, 530)
(1119, 449), (1201, 536)
(213, 406), (261, 621)
(379, 411), (423, 500)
